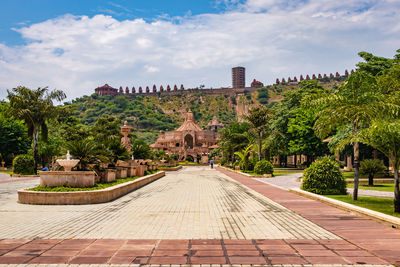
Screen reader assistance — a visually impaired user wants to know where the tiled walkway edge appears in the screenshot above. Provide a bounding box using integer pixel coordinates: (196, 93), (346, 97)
(290, 188), (400, 228)
(216, 166), (400, 265)
(0, 238), (393, 265)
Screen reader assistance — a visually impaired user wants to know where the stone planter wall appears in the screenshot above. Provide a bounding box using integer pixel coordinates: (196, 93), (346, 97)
(159, 165), (182, 171)
(116, 167), (127, 178)
(127, 166), (137, 177)
(39, 171), (95, 187)
(103, 169), (116, 182)
(18, 171), (165, 205)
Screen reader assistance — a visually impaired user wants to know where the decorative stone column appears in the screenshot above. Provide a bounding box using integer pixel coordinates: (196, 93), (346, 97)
(344, 156), (353, 171)
(121, 121), (132, 151)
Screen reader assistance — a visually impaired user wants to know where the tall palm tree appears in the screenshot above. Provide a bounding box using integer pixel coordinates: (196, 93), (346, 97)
(311, 71), (396, 200)
(7, 86), (66, 173)
(243, 105), (273, 161)
(354, 120), (400, 212)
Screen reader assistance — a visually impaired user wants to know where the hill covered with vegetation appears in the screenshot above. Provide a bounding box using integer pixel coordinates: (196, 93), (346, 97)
(65, 77), (346, 143)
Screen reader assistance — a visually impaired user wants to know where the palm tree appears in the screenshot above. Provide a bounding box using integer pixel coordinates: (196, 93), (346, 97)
(348, 120), (400, 212)
(234, 144), (254, 171)
(7, 86), (66, 173)
(218, 122), (251, 164)
(242, 105), (273, 161)
(311, 71), (395, 200)
(66, 138), (99, 171)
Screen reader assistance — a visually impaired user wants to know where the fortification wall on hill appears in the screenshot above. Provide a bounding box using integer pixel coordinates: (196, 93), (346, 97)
(95, 85), (259, 97)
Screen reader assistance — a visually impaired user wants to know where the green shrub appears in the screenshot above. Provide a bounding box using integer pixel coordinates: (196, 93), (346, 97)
(13, 154), (35, 175)
(301, 157), (346, 195)
(360, 159), (386, 186)
(254, 160), (274, 175)
(239, 160), (254, 172)
(220, 158), (227, 166)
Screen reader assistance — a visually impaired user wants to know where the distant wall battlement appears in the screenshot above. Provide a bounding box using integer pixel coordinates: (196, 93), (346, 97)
(275, 69), (354, 85)
(95, 84), (259, 97)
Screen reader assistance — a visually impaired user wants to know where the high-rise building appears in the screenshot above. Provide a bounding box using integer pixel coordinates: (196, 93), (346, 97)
(232, 66), (245, 88)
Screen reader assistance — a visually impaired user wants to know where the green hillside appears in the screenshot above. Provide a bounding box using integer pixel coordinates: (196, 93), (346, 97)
(68, 93), (238, 143)
(67, 78), (345, 143)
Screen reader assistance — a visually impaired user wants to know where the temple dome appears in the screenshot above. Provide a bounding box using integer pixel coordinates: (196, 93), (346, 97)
(176, 110), (202, 132)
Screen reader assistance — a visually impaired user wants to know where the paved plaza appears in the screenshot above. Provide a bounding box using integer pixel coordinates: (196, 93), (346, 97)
(0, 167), (335, 240)
(0, 166), (399, 265)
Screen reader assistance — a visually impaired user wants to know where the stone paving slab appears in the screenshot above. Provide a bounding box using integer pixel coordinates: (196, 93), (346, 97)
(0, 239), (392, 265)
(0, 167), (336, 240)
(216, 167), (400, 266)
(0, 265), (394, 266)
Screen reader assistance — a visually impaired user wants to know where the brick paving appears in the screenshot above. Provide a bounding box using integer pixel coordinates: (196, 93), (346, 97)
(217, 167), (400, 266)
(0, 238), (393, 265)
(0, 167), (336, 240)
(0, 166), (398, 265)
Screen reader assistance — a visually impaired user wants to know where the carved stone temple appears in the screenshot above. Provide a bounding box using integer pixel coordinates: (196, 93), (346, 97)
(150, 110), (221, 163)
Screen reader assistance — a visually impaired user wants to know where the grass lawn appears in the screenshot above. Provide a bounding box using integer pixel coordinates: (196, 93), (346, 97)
(159, 165), (179, 168)
(325, 195), (400, 218)
(178, 161), (201, 165)
(347, 183), (395, 192)
(243, 170), (258, 175)
(343, 171), (393, 179)
(0, 170), (13, 175)
(27, 176), (140, 192)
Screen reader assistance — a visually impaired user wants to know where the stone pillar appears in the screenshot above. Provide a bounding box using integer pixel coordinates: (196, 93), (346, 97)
(127, 166), (137, 177)
(104, 169), (116, 182)
(116, 166), (128, 178)
(344, 156), (353, 171)
(136, 165), (146, 177)
(121, 121), (132, 151)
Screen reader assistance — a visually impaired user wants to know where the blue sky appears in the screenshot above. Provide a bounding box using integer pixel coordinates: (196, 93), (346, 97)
(0, 0), (228, 45)
(0, 0), (399, 100)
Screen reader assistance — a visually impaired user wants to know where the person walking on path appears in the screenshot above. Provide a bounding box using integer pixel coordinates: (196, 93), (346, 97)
(210, 159), (214, 169)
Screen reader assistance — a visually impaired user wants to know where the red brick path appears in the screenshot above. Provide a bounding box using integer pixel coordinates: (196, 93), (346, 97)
(0, 238), (391, 265)
(217, 167), (400, 265)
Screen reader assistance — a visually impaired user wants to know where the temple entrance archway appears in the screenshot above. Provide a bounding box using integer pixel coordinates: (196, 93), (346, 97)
(184, 134), (194, 149)
(186, 155), (194, 162)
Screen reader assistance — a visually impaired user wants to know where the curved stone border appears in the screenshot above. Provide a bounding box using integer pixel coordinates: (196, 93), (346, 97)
(12, 174), (40, 178)
(18, 171), (165, 205)
(159, 165), (182, 171)
(218, 165), (268, 178)
(290, 188), (400, 229)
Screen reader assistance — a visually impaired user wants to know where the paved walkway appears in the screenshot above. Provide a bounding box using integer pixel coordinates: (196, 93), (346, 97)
(255, 173), (302, 190)
(0, 166), (398, 265)
(0, 173), (10, 181)
(0, 167), (335, 240)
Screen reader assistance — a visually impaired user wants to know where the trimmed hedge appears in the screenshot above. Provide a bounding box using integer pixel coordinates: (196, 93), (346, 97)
(254, 160), (274, 175)
(13, 154), (35, 175)
(301, 157), (346, 195)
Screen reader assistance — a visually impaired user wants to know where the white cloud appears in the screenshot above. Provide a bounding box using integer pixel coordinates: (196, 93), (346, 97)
(0, 0), (399, 100)
(145, 65), (160, 73)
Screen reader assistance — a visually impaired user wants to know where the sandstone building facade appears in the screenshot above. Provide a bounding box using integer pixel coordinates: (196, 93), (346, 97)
(150, 110), (220, 163)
